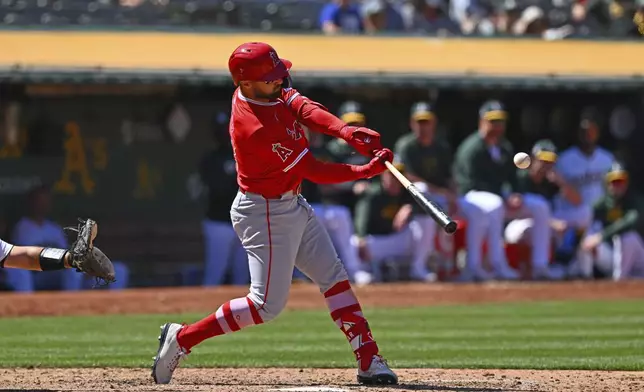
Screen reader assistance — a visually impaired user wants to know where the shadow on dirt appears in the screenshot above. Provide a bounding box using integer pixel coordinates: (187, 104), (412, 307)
(0, 390), (62, 392)
(368, 384), (544, 392)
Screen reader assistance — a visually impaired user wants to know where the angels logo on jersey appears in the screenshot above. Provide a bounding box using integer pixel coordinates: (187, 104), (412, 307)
(272, 143), (293, 162)
(286, 121), (303, 141)
(269, 51), (280, 67)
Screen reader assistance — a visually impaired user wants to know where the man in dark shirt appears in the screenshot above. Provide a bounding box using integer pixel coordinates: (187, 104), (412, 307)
(394, 101), (455, 211)
(325, 101), (371, 212)
(579, 162), (644, 280)
(319, 0), (364, 34)
(393, 102), (455, 280)
(352, 163), (438, 283)
(199, 112), (249, 286)
(504, 140), (581, 280)
(453, 100), (521, 281)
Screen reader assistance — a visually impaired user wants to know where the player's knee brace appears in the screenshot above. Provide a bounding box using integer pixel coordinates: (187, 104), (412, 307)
(39, 248), (68, 271)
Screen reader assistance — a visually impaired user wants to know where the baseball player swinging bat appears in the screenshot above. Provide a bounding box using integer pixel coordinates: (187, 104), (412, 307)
(384, 160), (458, 234)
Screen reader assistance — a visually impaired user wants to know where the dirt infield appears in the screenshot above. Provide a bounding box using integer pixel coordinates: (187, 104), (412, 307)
(1, 368), (643, 392)
(1, 280), (644, 391)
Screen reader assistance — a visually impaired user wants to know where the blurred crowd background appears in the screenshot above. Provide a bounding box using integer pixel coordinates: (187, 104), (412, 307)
(1, 0), (643, 39)
(0, 0), (643, 292)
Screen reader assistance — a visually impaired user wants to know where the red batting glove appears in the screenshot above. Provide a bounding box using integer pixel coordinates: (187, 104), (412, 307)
(374, 148), (393, 163)
(357, 148), (393, 179)
(339, 126), (383, 157)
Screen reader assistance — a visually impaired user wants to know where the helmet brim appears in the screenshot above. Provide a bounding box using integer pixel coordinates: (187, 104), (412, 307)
(261, 58), (292, 82)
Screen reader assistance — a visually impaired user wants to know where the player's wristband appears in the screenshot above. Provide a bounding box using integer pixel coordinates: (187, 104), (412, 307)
(39, 248), (68, 271)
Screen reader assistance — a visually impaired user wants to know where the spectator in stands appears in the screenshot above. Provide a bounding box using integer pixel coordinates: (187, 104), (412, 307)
(4, 185), (83, 292)
(199, 112), (249, 286)
(539, 0), (642, 39)
(319, 0), (364, 34)
(635, 0), (644, 35)
(580, 162), (644, 280)
(403, 0), (462, 35)
(582, 0), (642, 37)
(361, 0), (406, 33)
(352, 162), (438, 283)
(510, 5), (549, 36)
(540, 0), (600, 39)
(326, 101), (371, 212)
(120, 0), (144, 7)
(451, 0), (505, 35)
(301, 128), (369, 285)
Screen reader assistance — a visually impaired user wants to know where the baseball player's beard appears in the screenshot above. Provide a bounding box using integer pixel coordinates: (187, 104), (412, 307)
(255, 86), (283, 100)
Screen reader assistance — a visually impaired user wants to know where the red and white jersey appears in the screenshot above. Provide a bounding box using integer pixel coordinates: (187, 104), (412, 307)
(229, 87), (311, 196)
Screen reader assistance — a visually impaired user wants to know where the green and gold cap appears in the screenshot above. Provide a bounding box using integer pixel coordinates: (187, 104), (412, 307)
(531, 139), (558, 163)
(479, 100), (507, 121)
(338, 101), (366, 126)
(410, 102), (435, 121)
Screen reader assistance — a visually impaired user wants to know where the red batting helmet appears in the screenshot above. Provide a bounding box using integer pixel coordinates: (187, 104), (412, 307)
(228, 42), (292, 86)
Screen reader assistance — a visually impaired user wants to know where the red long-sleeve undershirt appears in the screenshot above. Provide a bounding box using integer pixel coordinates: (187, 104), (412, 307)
(291, 96), (350, 140)
(292, 151), (373, 184)
(284, 93), (378, 183)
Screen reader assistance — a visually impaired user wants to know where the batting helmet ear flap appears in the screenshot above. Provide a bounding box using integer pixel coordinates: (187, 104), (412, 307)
(283, 76), (292, 89)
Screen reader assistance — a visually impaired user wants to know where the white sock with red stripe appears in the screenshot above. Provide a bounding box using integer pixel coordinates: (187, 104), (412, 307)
(176, 296), (263, 351)
(324, 280), (379, 371)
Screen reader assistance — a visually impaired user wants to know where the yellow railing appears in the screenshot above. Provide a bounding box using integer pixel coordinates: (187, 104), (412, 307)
(2, 31), (643, 78)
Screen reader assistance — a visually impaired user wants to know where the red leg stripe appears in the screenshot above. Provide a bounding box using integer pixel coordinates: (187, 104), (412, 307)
(260, 199), (273, 311)
(247, 296), (264, 325)
(330, 303), (362, 322)
(324, 280), (352, 298)
(223, 301), (241, 332)
(210, 317), (225, 336)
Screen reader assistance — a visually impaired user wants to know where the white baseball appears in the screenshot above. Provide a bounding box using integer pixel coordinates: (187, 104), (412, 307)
(514, 152), (531, 169)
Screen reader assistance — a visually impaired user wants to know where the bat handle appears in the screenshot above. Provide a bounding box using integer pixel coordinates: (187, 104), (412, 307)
(384, 161), (411, 187)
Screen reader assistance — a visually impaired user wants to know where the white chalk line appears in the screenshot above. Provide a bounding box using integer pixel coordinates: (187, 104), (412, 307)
(268, 387), (349, 392)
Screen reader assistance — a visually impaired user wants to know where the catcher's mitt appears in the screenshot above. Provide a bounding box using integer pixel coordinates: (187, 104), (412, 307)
(65, 218), (116, 286)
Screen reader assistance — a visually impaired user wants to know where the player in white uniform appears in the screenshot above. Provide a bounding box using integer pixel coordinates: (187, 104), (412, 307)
(553, 109), (615, 228)
(453, 101), (521, 281)
(0, 239), (14, 266)
(552, 108), (614, 275)
(0, 219), (115, 283)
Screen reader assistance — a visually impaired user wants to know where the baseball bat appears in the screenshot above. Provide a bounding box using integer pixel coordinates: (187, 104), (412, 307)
(384, 161), (458, 235)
